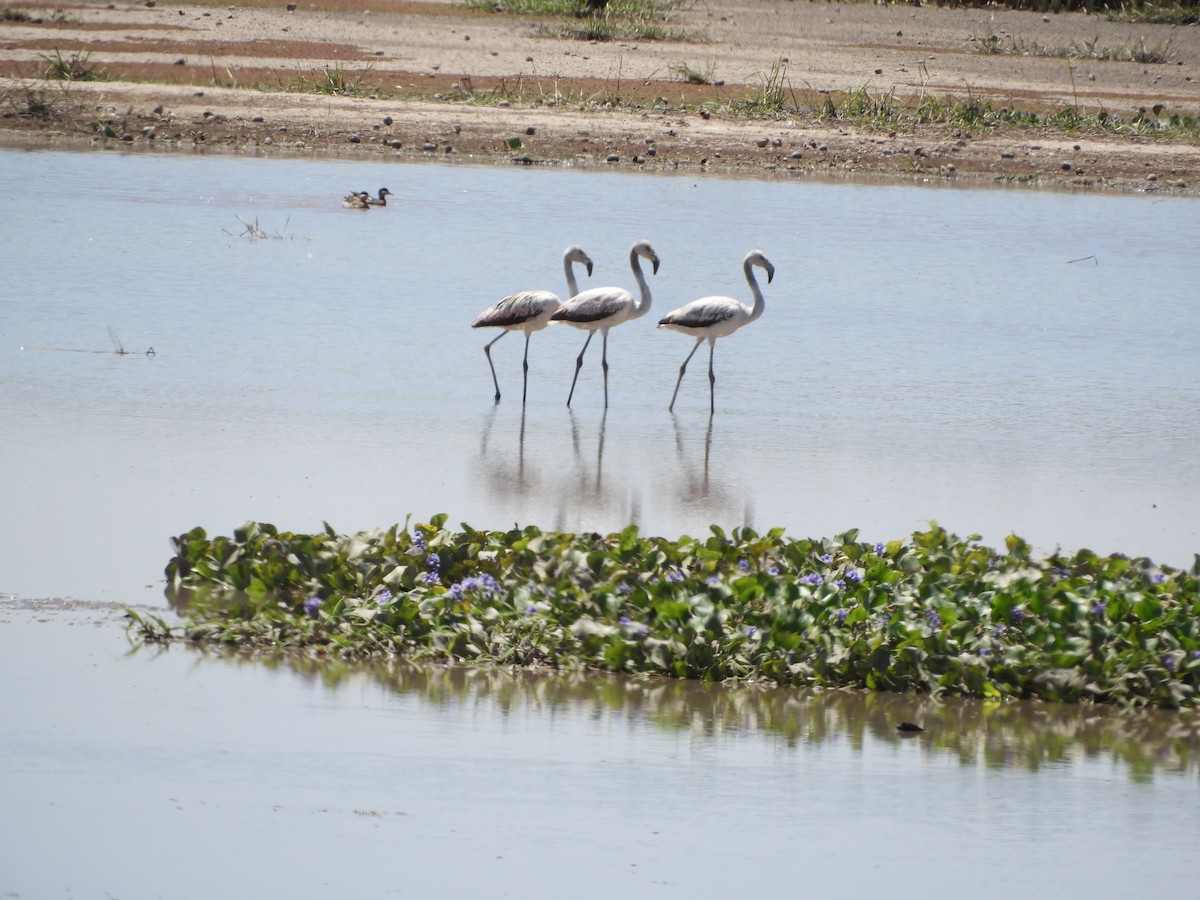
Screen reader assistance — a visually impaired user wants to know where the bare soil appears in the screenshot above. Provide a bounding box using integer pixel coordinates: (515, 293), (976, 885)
(1, 0), (1198, 192)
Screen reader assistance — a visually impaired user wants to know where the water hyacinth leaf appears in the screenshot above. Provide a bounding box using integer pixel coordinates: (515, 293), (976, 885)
(145, 520), (1200, 709)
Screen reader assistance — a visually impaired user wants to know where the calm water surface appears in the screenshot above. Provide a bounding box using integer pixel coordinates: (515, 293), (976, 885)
(2, 149), (1198, 897)
(1, 601), (1197, 899)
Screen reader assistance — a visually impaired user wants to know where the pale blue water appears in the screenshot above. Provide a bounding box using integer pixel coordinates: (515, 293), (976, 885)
(1, 149), (1198, 898)
(1, 148), (1196, 607)
(0, 601), (1196, 900)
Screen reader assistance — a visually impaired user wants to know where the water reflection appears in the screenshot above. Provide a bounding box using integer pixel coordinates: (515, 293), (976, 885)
(193, 647), (1200, 781)
(475, 406), (755, 536)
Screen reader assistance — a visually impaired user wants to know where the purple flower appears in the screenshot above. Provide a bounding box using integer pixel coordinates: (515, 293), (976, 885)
(819, 553), (833, 565)
(412, 531), (427, 551)
(526, 605), (538, 615)
(421, 571), (440, 586)
(1163, 653), (1176, 672)
(833, 579), (846, 590)
(1190, 651), (1200, 660)
(303, 596), (322, 618)
(801, 573), (823, 586)
(1150, 571), (1166, 584)
(845, 569), (862, 583)
(1011, 607), (1026, 624)
(767, 565), (780, 576)
(446, 574), (502, 602)
(616, 583), (631, 595)
(706, 575), (720, 586)
(1091, 601), (1107, 617)
(426, 553), (440, 571)
(376, 589), (394, 606)
(993, 624), (1005, 639)
(925, 609), (942, 629)
(745, 625), (757, 637)
(979, 647), (991, 657)
(667, 570), (684, 583)
(834, 607), (849, 625)
(619, 615), (632, 626)
(738, 558), (750, 573)
(873, 542), (885, 556)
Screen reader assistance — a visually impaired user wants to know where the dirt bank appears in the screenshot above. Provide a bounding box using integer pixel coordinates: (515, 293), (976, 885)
(1, 0), (1197, 191)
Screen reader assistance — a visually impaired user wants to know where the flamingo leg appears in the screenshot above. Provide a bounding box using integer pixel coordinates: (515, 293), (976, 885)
(707, 340), (717, 415)
(601, 330), (610, 408)
(483, 331), (507, 402)
(668, 338), (704, 412)
(521, 332), (532, 406)
(567, 331), (594, 407)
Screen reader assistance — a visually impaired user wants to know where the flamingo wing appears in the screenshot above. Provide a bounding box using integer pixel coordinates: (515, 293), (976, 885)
(658, 297), (741, 331)
(551, 287), (632, 324)
(473, 290), (561, 329)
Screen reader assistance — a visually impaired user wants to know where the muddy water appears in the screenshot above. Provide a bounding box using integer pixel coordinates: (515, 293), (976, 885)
(2, 600), (1197, 899)
(2, 149), (1199, 897)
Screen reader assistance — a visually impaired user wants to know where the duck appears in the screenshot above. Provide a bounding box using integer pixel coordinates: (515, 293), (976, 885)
(342, 191), (370, 210)
(896, 722), (924, 735)
(363, 187), (392, 206)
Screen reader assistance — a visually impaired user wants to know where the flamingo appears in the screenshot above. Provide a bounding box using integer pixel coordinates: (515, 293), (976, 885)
(657, 249), (775, 414)
(550, 239), (660, 408)
(363, 188), (392, 206)
(472, 245), (594, 405)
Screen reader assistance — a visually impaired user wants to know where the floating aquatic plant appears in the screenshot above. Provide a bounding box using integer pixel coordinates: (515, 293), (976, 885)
(134, 518), (1200, 709)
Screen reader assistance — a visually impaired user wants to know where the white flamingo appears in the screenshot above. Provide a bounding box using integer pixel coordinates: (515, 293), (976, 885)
(471, 245), (594, 404)
(657, 249), (775, 414)
(550, 239), (660, 408)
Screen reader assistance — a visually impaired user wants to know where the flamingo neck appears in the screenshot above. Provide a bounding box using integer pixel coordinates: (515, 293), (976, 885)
(564, 256), (581, 298)
(629, 248), (653, 319)
(744, 258), (766, 323)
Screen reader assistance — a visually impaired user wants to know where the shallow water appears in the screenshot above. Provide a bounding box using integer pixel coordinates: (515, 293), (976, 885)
(1, 149), (1197, 608)
(2, 150), (1199, 897)
(1, 601), (1197, 899)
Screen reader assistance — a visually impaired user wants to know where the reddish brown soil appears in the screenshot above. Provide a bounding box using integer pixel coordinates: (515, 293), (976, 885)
(1, 0), (1197, 192)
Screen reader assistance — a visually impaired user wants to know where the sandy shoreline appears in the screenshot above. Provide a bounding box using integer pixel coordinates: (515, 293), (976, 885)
(1, 0), (1198, 192)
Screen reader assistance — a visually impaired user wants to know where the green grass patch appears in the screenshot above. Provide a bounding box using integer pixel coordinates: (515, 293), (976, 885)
(135, 518), (1200, 709)
(972, 31), (1176, 64)
(38, 48), (106, 82)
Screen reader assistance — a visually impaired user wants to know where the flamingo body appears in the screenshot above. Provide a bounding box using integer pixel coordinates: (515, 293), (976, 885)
(472, 245), (593, 404)
(658, 249), (775, 413)
(550, 239), (660, 408)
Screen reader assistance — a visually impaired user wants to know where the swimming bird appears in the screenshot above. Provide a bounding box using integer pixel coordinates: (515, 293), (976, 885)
(472, 245), (594, 405)
(657, 249), (775, 414)
(363, 187), (392, 206)
(550, 239), (660, 408)
(896, 722), (924, 734)
(342, 191), (370, 209)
